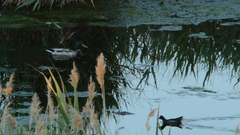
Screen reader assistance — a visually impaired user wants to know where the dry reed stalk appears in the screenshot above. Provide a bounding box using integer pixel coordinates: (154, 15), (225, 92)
(3, 72), (15, 96)
(82, 76), (99, 133)
(47, 77), (52, 96)
(69, 62), (79, 88)
(88, 76), (96, 103)
(96, 53), (106, 89)
(29, 93), (42, 130)
(47, 77), (55, 126)
(237, 123), (239, 135)
(1, 104), (9, 133)
(115, 127), (124, 135)
(0, 85), (2, 99)
(91, 112), (99, 133)
(69, 62), (80, 111)
(95, 53), (107, 133)
(90, 0), (96, 8)
(0, 104), (17, 134)
(69, 105), (84, 133)
(6, 113), (18, 130)
(140, 108), (157, 135)
(35, 115), (45, 135)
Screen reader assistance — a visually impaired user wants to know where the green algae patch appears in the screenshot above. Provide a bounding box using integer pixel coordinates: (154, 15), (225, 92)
(33, 9), (107, 21)
(0, 9), (107, 28)
(0, 14), (43, 28)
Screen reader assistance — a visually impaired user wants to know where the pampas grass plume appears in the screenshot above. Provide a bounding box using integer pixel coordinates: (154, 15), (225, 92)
(3, 72), (15, 96)
(95, 53), (107, 133)
(6, 113), (18, 129)
(47, 77), (55, 125)
(29, 93), (42, 129)
(69, 105), (84, 132)
(95, 53), (106, 88)
(69, 62), (79, 88)
(88, 76), (96, 103)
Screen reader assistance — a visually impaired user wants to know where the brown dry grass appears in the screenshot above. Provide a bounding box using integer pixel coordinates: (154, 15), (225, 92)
(3, 72), (15, 96)
(96, 53), (106, 89)
(29, 93), (42, 134)
(6, 113), (18, 129)
(82, 76), (99, 134)
(0, 104), (18, 134)
(69, 105), (84, 132)
(95, 53), (107, 134)
(69, 62), (79, 88)
(140, 108), (157, 135)
(115, 127), (124, 135)
(0, 85), (2, 99)
(47, 77), (56, 126)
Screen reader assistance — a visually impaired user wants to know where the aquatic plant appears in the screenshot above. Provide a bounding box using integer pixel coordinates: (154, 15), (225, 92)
(0, 53), (160, 135)
(0, 54), (106, 135)
(96, 53), (107, 134)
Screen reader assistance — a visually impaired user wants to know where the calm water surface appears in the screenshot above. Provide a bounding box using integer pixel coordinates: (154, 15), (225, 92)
(0, 18), (240, 135)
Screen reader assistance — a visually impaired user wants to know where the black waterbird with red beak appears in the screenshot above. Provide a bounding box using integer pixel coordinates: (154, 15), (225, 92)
(158, 115), (183, 130)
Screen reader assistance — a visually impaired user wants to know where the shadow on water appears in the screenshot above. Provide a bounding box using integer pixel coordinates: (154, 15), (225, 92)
(0, 19), (240, 129)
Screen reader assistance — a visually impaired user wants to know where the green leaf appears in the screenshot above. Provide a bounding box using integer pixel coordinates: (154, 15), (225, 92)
(15, 0), (37, 11)
(55, 96), (70, 125)
(65, 89), (73, 106)
(48, 69), (68, 113)
(53, 22), (62, 29)
(20, 125), (27, 135)
(32, 0), (40, 11)
(73, 86), (79, 111)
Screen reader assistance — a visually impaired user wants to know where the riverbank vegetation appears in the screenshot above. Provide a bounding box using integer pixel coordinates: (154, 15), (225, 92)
(1, 0), (96, 11)
(0, 53), (159, 135)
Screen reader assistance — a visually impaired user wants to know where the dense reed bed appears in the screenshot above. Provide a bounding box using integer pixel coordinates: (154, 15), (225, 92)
(2, 0), (95, 11)
(0, 53), (159, 135)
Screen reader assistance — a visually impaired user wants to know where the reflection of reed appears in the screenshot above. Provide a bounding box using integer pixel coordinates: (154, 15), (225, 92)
(0, 20), (239, 119)
(108, 21), (240, 87)
(3, 0), (96, 11)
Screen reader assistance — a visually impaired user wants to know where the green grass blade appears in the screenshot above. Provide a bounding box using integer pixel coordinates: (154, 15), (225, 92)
(48, 69), (63, 98)
(32, 0), (40, 11)
(55, 96), (70, 125)
(20, 125), (27, 135)
(31, 65), (57, 95)
(73, 86), (79, 111)
(0, 128), (3, 135)
(65, 89), (73, 106)
(15, 0), (36, 11)
(48, 68), (68, 113)
(53, 22), (62, 29)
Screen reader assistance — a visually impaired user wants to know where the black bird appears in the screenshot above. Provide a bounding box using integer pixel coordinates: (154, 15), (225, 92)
(158, 115), (183, 130)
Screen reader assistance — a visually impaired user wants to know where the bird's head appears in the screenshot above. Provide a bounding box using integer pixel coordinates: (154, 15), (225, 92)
(75, 41), (88, 50)
(158, 115), (166, 121)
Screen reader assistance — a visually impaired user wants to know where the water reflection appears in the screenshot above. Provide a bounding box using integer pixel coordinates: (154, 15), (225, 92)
(0, 19), (240, 134)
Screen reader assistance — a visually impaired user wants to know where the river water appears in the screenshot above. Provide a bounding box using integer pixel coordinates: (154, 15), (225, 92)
(0, 1), (240, 134)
